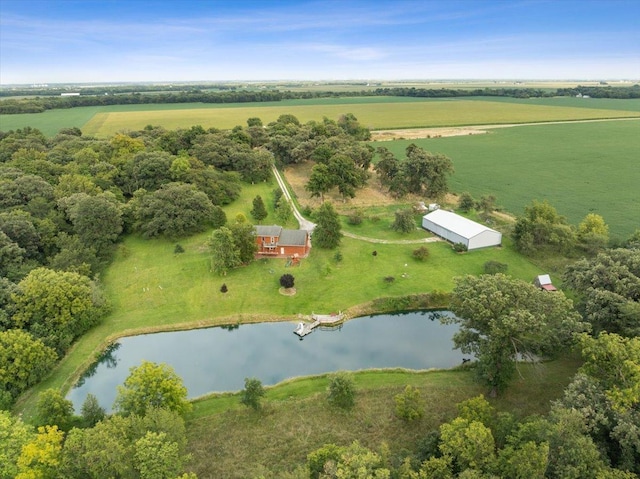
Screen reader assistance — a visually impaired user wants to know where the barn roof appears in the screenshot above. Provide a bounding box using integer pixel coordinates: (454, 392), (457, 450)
(422, 210), (498, 239)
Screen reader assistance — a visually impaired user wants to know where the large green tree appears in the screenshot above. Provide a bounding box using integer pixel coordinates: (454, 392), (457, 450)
(131, 182), (215, 239)
(512, 200), (575, 254)
(209, 226), (241, 275)
(445, 274), (588, 396)
(113, 361), (191, 416)
(312, 201), (342, 249)
(250, 195), (268, 223)
(12, 267), (109, 355)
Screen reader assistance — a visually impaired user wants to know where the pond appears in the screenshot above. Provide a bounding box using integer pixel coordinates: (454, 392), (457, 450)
(68, 310), (466, 412)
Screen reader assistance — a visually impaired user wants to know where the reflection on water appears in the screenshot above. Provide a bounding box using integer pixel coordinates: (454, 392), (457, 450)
(68, 310), (464, 412)
(74, 342), (121, 388)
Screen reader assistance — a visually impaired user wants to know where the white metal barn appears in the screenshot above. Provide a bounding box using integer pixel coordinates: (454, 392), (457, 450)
(422, 210), (502, 250)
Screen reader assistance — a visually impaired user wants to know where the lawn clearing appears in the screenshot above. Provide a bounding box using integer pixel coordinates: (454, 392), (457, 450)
(15, 178), (540, 418)
(372, 119), (640, 240)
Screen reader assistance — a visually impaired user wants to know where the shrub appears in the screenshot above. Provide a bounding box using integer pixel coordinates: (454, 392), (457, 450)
(369, 214), (381, 223)
(453, 242), (468, 253)
(220, 283), (228, 293)
(240, 377), (265, 411)
(484, 261), (508, 275)
(458, 192), (476, 212)
(279, 274), (295, 289)
(333, 250), (343, 263)
(327, 372), (355, 410)
(412, 245), (430, 261)
(394, 385), (424, 422)
(384, 276), (396, 284)
(174, 244), (184, 254)
(347, 211), (363, 225)
(391, 209), (416, 234)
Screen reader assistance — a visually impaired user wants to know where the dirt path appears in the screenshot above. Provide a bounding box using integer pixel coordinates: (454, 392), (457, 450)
(371, 117), (640, 141)
(343, 231), (442, 244)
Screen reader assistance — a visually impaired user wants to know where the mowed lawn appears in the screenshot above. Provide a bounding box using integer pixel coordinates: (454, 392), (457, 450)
(16, 180), (541, 417)
(373, 119), (640, 240)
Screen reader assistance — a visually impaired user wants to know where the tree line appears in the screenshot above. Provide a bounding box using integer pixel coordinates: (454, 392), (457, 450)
(2, 84), (638, 114)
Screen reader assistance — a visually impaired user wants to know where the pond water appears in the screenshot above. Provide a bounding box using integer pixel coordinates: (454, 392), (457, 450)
(68, 310), (466, 412)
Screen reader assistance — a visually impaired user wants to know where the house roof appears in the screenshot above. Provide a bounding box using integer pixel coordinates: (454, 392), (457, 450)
(422, 210), (498, 239)
(255, 225), (282, 237)
(278, 229), (308, 246)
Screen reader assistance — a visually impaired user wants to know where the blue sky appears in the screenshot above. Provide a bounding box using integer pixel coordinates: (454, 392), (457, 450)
(1, 0), (639, 84)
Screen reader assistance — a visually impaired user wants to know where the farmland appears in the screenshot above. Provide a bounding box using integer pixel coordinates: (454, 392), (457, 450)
(1, 95), (639, 137)
(372, 119), (640, 240)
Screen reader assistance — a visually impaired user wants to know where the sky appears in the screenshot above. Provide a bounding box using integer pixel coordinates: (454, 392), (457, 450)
(1, 0), (639, 85)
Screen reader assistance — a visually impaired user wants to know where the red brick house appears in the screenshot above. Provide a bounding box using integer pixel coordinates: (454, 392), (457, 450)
(254, 225), (311, 258)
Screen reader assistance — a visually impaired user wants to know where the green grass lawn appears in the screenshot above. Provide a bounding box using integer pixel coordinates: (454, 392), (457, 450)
(373, 119), (640, 240)
(185, 356), (582, 478)
(15, 180), (541, 418)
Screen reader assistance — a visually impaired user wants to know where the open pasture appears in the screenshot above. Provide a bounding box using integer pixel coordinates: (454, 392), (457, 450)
(373, 119), (640, 240)
(81, 97), (639, 136)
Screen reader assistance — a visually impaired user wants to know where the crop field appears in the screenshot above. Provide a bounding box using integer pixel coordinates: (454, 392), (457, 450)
(1, 96), (638, 137)
(372, 119), (640, 240)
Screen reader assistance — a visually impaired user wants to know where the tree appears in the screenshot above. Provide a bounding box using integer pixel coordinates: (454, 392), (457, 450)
(250, 195), (268, 223)
(229, 222), (258, 264)
(439, 417), (496, 472)
(12, 267), (109, 355)
(15, 425), (64, 479)
(374, 147), (399, 188)
(444, 274), (588, 397)
(458, 192), (476, 213)
(313, 201), (342, 249)
(394, 385), (424, 422)
(512, 200), (575, 254)
(328, 154), (366, 200)
(391, 208), (416, 234)
(61, 192), (123, 260)
(113, 361), (191, 416)
(327, 372), (355, 410)
(80, 393), (105, 428)
(210, 205), (227, 229)
(279, 273), (295, 289)
(578, 213), (609, 254)
(0, 410), (34, 479)
(35, 389), (75, 431)
(563, 248), (640, 337)
(132, 182), (215, 239)
(209, 227), (241, 275)
(134, 431), (183, 479)
(398, 145), (454, 198)
(240, 377), (265, 411)
(305, 163), (332, 202)
(0, 330), (57, 401)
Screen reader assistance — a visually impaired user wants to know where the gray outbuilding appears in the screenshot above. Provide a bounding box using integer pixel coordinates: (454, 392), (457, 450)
(422, 209), (502, 250)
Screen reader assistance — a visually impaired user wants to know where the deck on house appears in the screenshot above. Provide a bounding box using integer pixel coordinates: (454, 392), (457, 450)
(293, 312), (344, 337)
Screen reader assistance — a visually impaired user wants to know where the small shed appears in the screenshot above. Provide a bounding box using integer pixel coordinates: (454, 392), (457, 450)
(534, 274), (557, 292)
(421, 210), (502, 250)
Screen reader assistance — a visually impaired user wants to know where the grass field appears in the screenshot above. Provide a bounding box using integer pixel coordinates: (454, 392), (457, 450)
(1, 96), (638, 137)
(185, 356), (581, 478)
(15, 180), (542, 418)
(372, 119), (640, 240)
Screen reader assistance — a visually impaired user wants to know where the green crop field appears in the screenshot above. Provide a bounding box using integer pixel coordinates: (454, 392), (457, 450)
(2, 96), (638, 137)
(372, 119), (640, 240)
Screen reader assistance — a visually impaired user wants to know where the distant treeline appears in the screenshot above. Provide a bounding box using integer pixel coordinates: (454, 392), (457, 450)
(1, 85), (638, 114)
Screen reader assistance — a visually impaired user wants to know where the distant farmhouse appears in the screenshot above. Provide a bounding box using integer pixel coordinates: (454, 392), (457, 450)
(421, 210), (502, 250)
(254, 225), (311, 258)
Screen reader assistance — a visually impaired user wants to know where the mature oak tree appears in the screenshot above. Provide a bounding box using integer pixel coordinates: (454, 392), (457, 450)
(444, 274), (588, 397)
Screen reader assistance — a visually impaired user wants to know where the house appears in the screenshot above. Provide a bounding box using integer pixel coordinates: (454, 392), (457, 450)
(254, 225), (311, 258)
(421, 209), (502, 250)
(534, 274), (557, 292)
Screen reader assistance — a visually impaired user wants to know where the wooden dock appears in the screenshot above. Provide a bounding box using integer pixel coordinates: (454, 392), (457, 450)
(294, 312), (344, 337)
